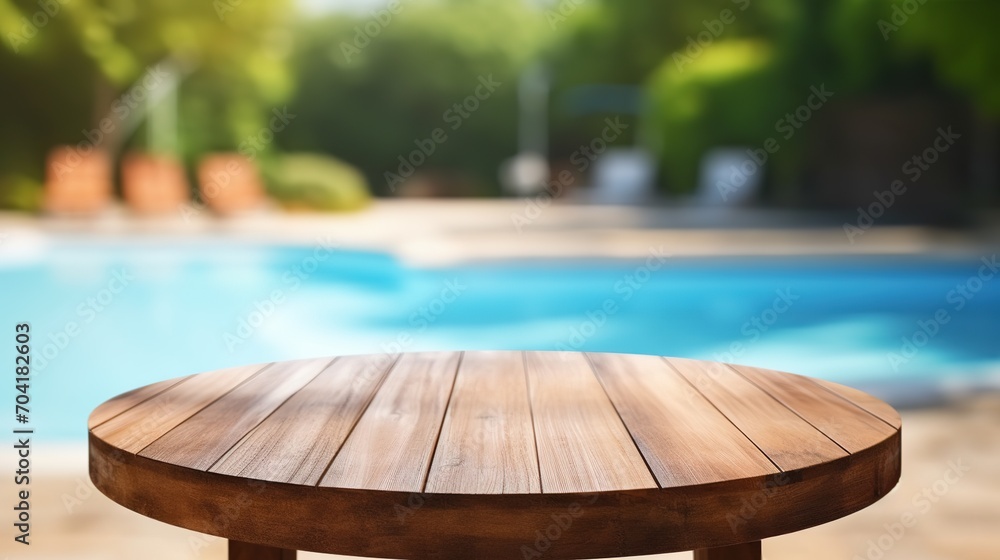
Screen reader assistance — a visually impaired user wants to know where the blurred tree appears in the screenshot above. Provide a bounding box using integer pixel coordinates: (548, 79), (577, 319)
(550, 0), (784, 86)
(278, 0), (547, 196)
(888, 0), (1000, 117)
(631, 0), (996, 200)
(546, 0), (783, 175)
(646, 40), (786, 194)
(0, 0), (293, 209)
(0, 1), (98, 208)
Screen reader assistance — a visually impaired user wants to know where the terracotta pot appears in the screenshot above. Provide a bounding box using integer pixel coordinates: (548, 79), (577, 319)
(43, 146), (112, 215)
(121, 152), (191, 215)
(197, 153), (266, 215)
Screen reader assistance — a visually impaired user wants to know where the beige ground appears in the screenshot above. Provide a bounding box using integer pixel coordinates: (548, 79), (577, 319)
(1, 394), (996, 560)
(2, 201), (998, 266)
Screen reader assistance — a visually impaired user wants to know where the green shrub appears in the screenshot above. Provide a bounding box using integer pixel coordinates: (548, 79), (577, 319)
(264, 153), (371, 211)
(645, 40), (789, 194)
(0, 175), (43, 212)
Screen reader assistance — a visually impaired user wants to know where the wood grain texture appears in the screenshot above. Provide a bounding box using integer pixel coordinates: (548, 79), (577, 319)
(589, 353), (777, 487)
(320, 351), (461, 492)
(809, 376), (902, 429)
(731, 364), (897, 453)
(425, 351), (540, 494)
(666, 357), (847, 471)
(93, 364), (265, 453)
(211, 354), (397, 484)
(89, 375), (191, 428)
(525, 351), (656, 493)
(90, 429), (900, 559)
(140, 358), (331, 470)
(89, 351), (903, 559)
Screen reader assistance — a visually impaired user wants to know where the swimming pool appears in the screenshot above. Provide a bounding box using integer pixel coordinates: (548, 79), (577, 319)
(3, 238), (999, 440)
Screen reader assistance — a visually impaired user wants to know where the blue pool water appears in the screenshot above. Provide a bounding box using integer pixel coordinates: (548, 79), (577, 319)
(2, 239), (999, 440)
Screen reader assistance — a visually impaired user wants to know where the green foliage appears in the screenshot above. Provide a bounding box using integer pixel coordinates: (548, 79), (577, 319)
(638, 0), (998, 195)
(0, 175), (43, 211)
(0, 3), (98, 182)
(264, 152), (371, 211)
(551, 0), (775, 86)
(1, 0), (996, 210)
(889, 0), (1000, 116)
(646, 40), (786, 192)
(278, 0), (547, 196)
(0, 0), (293, 209)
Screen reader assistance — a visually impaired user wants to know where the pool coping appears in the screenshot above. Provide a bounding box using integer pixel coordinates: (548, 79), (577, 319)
(2, 200), (998, 267)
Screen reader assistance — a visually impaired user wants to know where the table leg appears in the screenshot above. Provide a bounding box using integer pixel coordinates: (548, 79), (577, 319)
(694, 541), (761, 560)
(228, 539), (297, 560)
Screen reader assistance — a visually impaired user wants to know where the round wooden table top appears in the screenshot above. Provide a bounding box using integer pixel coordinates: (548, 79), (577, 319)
(89, 351), (901, 559)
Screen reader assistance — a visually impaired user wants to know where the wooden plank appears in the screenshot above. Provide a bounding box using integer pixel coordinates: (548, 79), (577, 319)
(90, 352), (903, 558)
(425, 351), (540, 494)
(667, 357), (846, 471)
(731, 364), (897, 453)
(588, 353), (777, 487)
(524, 351), (655, 493)
(229, 540), (296, 560)
(92, 427), (901, 560)
(695, 542), (761, 560)
(140, 358), (331, 470)
(210, 354), (396, 484)
(809, 377), (902, 429)
(320, 351), (461, 492)
(89, 375), (191, 428)
(92, 365), (265, 454)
